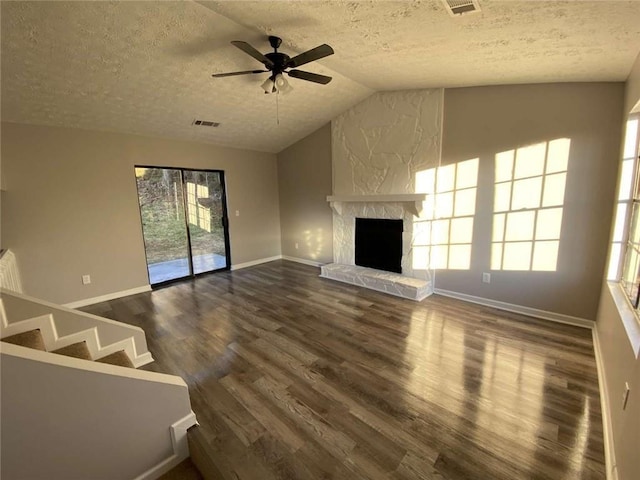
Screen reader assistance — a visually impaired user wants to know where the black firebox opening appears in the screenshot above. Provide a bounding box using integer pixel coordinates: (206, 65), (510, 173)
(354, 218), (403, 274)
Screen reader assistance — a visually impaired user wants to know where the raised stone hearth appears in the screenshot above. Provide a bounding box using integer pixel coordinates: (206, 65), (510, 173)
(320, 263), (431, 301)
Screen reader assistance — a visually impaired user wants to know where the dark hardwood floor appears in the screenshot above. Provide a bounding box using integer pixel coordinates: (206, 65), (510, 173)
(83, 260), (605, 480)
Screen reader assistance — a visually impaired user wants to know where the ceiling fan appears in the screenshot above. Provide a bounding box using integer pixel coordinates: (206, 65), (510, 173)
(212, 36), (334, 94)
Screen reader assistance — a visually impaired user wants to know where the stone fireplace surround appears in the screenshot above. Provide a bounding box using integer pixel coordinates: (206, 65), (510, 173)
(323, 88), (443, 301)
(320, 195), (432, 301)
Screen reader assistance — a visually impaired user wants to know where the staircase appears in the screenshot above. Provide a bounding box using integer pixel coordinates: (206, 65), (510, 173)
(1, 290), (146, 368)
(0, 251), (197, 480)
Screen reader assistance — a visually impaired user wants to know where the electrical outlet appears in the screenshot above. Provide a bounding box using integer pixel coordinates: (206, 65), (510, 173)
(235, 210), (240, 217)
(295, 243), (299, 249)
(482, 272), (491, 283)
(82, 274), (91, 285)
(622, 382), (630, 410)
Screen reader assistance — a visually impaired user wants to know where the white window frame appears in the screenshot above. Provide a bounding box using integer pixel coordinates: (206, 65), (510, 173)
(608, 114), (640, 357)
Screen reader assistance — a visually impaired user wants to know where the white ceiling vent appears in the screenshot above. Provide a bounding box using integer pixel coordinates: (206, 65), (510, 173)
(192, 119), (220, 127)
(442, 0), (481, 16)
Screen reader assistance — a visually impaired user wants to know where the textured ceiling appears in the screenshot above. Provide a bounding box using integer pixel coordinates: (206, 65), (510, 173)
(2, 1), (640, 153)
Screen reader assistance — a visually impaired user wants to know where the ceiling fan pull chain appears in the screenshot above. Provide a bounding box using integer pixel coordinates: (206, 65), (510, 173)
(276, 91), (280, 125)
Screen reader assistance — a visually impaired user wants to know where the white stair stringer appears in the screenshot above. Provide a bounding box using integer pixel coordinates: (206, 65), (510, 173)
(0, 311), (147, 367)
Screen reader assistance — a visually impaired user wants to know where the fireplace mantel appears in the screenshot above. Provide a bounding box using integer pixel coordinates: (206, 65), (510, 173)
(326, 194), (427, 217)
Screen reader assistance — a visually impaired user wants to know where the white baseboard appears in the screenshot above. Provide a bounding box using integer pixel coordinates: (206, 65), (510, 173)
(231, 255), (282, 271)
(281, 255), (324, 267)
(433, 288), (594, 329)
(133, 411), (198, 480)
(592, 328), (618, 480)
(63, 285), (152, 309)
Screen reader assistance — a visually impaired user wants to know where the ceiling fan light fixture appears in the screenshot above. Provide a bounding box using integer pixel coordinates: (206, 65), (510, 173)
(261, 76), (276, 94)
(274, 73), (292, 94)
(261, 73), (293, 95)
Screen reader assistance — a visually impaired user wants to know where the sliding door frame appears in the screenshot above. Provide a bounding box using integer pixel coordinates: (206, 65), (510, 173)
(134, 165), (232, 287)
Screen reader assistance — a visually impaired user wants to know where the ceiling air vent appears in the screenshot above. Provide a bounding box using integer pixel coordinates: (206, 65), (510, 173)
(442, 0), (481, 16)
(192, 119), (220, 127)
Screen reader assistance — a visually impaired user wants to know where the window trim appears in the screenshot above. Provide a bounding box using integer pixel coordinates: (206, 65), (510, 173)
(608, 114), (640, 357)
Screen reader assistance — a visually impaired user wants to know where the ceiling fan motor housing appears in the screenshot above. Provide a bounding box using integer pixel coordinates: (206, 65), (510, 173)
(265, 52), (291, 75)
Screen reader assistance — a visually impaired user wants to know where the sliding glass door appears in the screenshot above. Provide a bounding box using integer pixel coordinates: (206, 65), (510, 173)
(183, 170), (229, 274)
(135, 167), (230, 285)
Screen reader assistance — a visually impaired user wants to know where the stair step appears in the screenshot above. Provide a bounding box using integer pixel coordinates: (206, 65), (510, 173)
(1, 329), (46, 351)
(158, 458), (203, 480)
(95, 351), (134, 368)
(187, 426), (225, 480)
(52, 341), (92, 361)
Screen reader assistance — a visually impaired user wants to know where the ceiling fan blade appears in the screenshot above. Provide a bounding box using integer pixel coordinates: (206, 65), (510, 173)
(212, 69), (267, 78)
(286, 44), (334, 68)
(230, 41), (274, 69)
(287, 70), (332, 85)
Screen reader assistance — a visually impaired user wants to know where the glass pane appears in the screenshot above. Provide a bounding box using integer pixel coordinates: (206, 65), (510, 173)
(618, 159), (634, 201)
(631, 203), (640, 245)
(135, 168), (190, 284)
(607, 243), (622, 280)
(623, 118), (638, 159)
(622, 246), (640, 307)
(183, 170), (228, 274)
(613, 203), (628, 243)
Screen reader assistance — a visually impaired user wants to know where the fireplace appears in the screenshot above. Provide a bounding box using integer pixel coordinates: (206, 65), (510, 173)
(355, 218), (403, 273)
(321, 195), (433, 301)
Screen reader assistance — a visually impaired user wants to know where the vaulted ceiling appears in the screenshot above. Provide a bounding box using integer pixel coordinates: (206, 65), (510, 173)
(2, 1), (640, 153)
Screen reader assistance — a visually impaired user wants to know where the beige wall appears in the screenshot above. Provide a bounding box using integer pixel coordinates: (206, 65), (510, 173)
(1, 122), (281, 304)
(595, 289), (639, 480)
(277, 123), (333, 264)
(624, 51), (640, 114)
(595, 62), (640, 480)
(437, 83), (624, 321)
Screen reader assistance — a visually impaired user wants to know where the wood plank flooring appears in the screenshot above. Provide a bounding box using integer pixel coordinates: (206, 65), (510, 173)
(83, 260), (605, 480)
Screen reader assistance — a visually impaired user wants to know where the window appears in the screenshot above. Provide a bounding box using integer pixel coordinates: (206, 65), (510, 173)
(610, 116), (640, 310)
